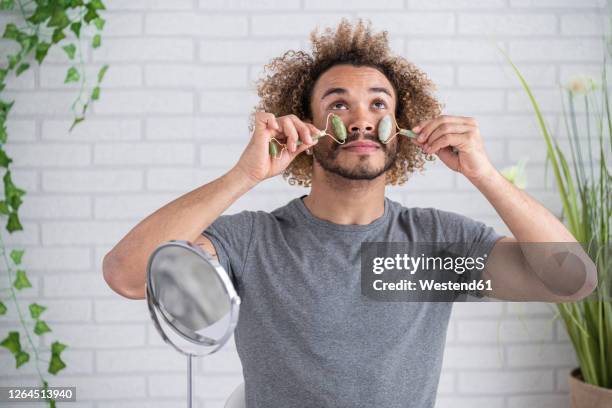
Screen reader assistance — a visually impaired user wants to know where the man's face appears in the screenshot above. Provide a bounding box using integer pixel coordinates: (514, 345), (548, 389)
(309, 64), (399, 181)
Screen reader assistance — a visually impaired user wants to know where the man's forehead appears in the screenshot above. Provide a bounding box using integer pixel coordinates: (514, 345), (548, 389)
(313, 65), (395, 99)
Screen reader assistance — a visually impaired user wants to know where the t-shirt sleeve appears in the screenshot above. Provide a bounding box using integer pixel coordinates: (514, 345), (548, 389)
(435, 209), (505, 299)
(201, 210), (254, 288)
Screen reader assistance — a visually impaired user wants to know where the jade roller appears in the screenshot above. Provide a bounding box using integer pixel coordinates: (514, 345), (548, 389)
(269, 113), (347, 158)
(377, 114), (459, 155)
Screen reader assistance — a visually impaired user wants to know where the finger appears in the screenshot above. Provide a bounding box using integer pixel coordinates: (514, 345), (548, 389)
(306, 123), (324, 142)
(425, 133), (467, 155)
(416, 116), (473, 144)
(279, 118), (300, 153)
(255, 111), (278, 132)
(290, 115), (313, 145)
(426, 124), (473, 147)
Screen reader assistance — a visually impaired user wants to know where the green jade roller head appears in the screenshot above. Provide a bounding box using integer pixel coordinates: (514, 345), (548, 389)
(377, 114), (459, 155)
(269, 113), (347, 157)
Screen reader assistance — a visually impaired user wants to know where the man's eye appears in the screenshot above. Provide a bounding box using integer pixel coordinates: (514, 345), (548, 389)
(331, 102), (348, 110)
(373, 101), (387, 109)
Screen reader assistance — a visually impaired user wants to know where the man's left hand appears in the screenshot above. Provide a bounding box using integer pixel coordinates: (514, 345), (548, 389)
(411, 115), (496, 182)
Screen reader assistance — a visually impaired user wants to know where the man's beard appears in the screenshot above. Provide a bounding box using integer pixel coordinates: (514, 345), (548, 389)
(312, 132), (398, 181)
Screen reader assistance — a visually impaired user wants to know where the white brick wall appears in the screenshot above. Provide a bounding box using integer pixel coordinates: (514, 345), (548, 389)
(0, 1), (607, 407)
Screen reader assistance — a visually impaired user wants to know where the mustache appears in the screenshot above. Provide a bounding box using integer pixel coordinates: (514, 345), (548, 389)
(338, 131), (385, 148)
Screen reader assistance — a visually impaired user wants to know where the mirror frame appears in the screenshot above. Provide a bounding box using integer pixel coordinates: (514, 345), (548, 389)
(145, 240), (241, 357)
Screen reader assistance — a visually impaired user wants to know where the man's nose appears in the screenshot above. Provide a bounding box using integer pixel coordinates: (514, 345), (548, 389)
(348, 119), (375, 135)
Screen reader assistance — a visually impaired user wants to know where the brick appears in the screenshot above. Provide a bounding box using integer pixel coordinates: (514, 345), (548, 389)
(94, 193), (176, 219)
(507, 395), (569, 408)
(407, 0), (506, 7)
(93, 38), (194, 62)
(458, 13), (557, 35)
(510, 0), (605, 7)
(19, 247), (91, 271)
(42, 119), (142, 141)
(146, 13), (247, 36)
(145, 116), (250, 140)
(41, 323), (146, 348)
(94, 142), (194, 165)
(458, 370), (554, 393)
(507, 344), (577, 367)
(457, 318), (555, 343)
(20, 195), (91, 219)
(200, 0), (299, 9)
(438, 88), (505, 113)
(50, 375), (146, 399)
(199, 91), (258, 114)
(5, 119), (36, 141)
(458, 64), (557, 88)
(42, 170), (143, 192)
(40, 65), (142, 89)
(200, 39), (300, 63)
(96, 348), (185, 372)
(435, 397), (504, 408)
(145, 65), (248, 88)
(94, 299), (151, 322)
(101, 13), (143, 36)
(406, 39), (506, 62)
(251, 14), (348, 36)
(4, 143), (91, 167)
(94, 91), (194, 114)
(42, 221), (135, 245)
(357, 13), (455, 35)
(105, 0), (194, 9)
(509, 39), (604, 62)
(43, 274), (120, 298)
(442, 345), (504, 368)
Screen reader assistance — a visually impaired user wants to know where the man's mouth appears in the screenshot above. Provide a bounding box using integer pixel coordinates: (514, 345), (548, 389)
(342, 141), (380, 154)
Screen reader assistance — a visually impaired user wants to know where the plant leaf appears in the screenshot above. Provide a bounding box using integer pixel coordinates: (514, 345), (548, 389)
(92, 34), (101, 49)
(35, 41), (51, 64)
(51, 28), (65, 44)
(29, 303), (46, 319)
(15, 350), (29, 367)
(7, 212), (23, 232)
(13, 269), (31, 290)
(97, 64), (108, 82)
(10, 249), (24, 264)
(34, 320), (51, 335)
(70, 21), (81, 38)
(62, 43), (76, 60)
(0, 148), (13, 167)
(15, 63), (29, 76)
(48, 341), (67, 374)
(91, 86), (99, 100)
(0, 331), (20, 353)
(2, 23), (18, 40)
(64, 67), (79, 83)
(0, 300), (6, 315)
(93, 17), (105, 30)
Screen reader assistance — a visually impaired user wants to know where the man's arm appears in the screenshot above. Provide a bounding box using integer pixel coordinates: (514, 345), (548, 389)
(102, 167), (257, 299)
(473, 169), (598, 302)
(412, 115), (598, 302)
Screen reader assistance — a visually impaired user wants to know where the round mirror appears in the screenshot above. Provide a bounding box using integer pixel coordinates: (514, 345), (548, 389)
(145, 240), (240, 357)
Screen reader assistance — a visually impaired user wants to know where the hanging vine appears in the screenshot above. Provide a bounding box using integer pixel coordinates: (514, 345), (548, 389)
(0, 0), (108, 406)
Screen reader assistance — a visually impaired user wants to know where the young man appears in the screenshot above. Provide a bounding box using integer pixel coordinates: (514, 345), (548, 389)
(103, 19), (597, 407)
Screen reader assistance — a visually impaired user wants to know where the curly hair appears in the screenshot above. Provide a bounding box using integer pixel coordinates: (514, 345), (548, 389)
(251, 18), (442, 187)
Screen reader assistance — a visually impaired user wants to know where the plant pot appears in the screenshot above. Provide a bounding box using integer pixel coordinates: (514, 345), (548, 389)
(569, 367), (612, 408)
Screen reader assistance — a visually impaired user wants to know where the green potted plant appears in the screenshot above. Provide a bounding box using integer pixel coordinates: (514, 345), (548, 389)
(499, 47), (611, 407)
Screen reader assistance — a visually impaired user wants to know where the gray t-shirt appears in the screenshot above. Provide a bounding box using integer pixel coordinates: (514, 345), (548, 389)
(202, 194), (504, 408)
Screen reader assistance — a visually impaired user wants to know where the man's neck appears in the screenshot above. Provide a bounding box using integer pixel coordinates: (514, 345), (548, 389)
(302, 170), (386, 226)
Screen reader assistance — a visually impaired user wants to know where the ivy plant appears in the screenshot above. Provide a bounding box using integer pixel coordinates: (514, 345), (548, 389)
(0, 0), (108, 406)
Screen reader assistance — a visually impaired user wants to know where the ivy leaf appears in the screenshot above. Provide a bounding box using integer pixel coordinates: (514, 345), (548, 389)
(0, 124), (6, 143)
(91, 86), (99, 101)
(84, 7), (98, 23)
(0, 300), (6, 315)
(62, 44), (76, 60)
(92, 34), (101, 49)
(0, 0), (15, 10)
(93, 17), (105, 30)
(64, 67), (79, 83)
(13, 269), (31, 290)
(48, 341), (67, 374)
(0, 201), (8, 215)
(51, 28), (65, 44)
(29, 303), (46, 319)
(0, 68), (7, 82)
(70, 21), (81, 38)
(2, 23), (18, 40)
(27, 5), (51, 24)
(7, 212), (23, 232)
(97, 64), (108, 82)
(35, 42), (51, 64)
(15, 350), (29, 367)
(89, 0), (105, 10)
(15, 63), (29, 76)
(0, 148), (13, 167)
(7, 54), (20, 70)
(10, 249), (24, 264)
(34, 320), (51, 335)
(48, 8), (70, 29)
(0, 331), (20, 353)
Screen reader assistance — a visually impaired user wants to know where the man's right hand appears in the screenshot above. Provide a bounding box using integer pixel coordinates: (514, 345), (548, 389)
(232, 112), (321, 184)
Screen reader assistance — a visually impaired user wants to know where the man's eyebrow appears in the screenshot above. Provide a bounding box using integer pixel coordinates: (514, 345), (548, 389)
(320, 87), (394, 100)
(321, 87), (346, 100)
